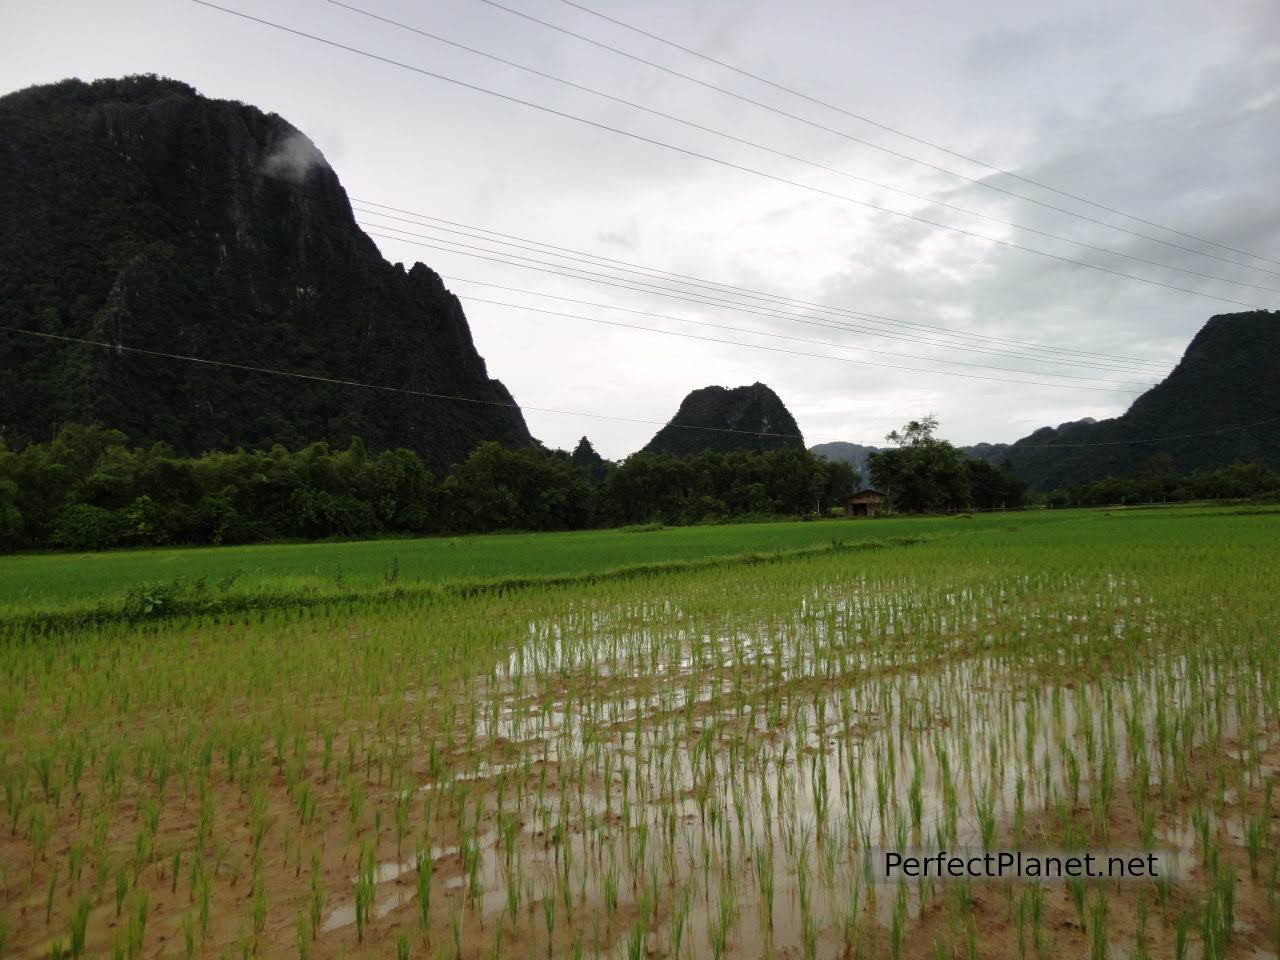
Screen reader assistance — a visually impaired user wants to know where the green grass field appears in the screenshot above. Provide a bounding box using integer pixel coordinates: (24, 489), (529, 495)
(1, 510), (1052, 621)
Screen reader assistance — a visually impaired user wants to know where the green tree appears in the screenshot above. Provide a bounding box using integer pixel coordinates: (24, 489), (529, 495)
(869, 415), (972, 512)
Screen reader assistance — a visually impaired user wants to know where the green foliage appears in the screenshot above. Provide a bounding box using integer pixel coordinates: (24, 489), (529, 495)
(52, 504), (123, 552)
(0, 425), (858, 553)
(120, 581), (179, 619)
(0, 476), (25, 550)
(869, 416), (1026, 512)
(603, 448), (855, 526)
(1050, 460), (1280, 507)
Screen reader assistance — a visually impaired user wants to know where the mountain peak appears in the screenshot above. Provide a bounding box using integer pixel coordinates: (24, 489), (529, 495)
(642, 383), (804, 456)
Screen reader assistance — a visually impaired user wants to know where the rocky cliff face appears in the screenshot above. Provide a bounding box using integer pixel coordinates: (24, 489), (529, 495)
(1000, 312), (1279, 489)
(642, 382), (804, 455)
(0, 75), (532, 469)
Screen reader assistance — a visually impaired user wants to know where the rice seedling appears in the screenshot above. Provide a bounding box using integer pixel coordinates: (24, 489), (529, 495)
(68, 897), (89, 960)
(1243, 814), (1268, 878)
(1173, 909), (1191, 960)
(1087, 890), (1108, 960)
(296, 907), (311, 960)
(1133, 889), (1151, 960)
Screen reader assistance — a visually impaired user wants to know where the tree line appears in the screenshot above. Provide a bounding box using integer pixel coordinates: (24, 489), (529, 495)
(0, 424), (859, 552)
(3, 420), (1271, 553)
(1045, 457), (1280, 507)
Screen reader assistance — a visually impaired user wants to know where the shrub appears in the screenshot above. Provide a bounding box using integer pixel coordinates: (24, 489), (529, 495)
(52, 504), (122, 551)
(0, 478), (23, 550)
(120, 496), (165, 545)
(194, 495), (240, 545)
(120, 580), (178, 619)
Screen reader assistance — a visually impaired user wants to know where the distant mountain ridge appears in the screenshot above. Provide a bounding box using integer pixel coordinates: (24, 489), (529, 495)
(998, 312), (1278, 489)
(956, 420), (1095, 468)
(0, 75), (532, 470)
(642, 382), (804, 456)
(811, 312), (1278, 491)
(809, 441), (879, 476)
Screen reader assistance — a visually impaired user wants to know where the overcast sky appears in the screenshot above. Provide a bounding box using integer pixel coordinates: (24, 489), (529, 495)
(3, 0), (1278, 457)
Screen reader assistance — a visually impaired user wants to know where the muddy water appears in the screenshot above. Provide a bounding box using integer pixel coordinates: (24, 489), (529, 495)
(319, 580), (1275, 958)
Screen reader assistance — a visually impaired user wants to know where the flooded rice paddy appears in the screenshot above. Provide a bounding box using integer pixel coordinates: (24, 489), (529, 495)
(1, 509), (1278, 958)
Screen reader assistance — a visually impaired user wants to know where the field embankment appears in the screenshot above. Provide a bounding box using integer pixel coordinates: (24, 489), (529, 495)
(0, 513), (1037, 629)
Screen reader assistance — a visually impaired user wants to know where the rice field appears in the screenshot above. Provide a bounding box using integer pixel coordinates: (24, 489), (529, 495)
(0, 514), (990, 622)
(1, 505), (1278, 959)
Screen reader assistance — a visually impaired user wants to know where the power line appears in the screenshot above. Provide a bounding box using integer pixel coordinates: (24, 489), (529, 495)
(0, 325), (804, 443)
(360, 223), (1169, 377)
(1007, 416), (1280, 448)
(355, 208), (1169, 373)
(0, 85), (1267, 453)
(481, 0), (1280, 272)
(449, 292), (1145, 391)
(366, 228), (1167, 380)
(322, 0), (1280, 294)
(549, 0), (1280, 270)
(0, 107), (1166, 377)
(0, 100), (1172, 370)
(259, 210), (1150, 388)
(348, 198), (1172, 370)
(437, 275), (1152, 385)
(3, 324), (1271, 451)
(185, 0), (1270, 311)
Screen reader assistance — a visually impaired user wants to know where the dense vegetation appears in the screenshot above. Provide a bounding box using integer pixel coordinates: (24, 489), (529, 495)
(0, 423), (857, 552)
(867, 416), (1027, 511)
(0, 75), (531, 470)
(8, 416), (1273, 555)
(1051, 458), (1280, 507)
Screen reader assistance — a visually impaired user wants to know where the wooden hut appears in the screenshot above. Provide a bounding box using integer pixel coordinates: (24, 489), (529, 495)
(845, 488), (885, 518)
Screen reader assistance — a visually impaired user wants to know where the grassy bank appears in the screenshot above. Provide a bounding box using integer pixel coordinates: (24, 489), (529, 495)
(0, 511), (1051, 622)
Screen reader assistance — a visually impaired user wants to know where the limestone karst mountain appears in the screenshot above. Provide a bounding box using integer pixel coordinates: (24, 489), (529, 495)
(0, 75), (532, 470)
